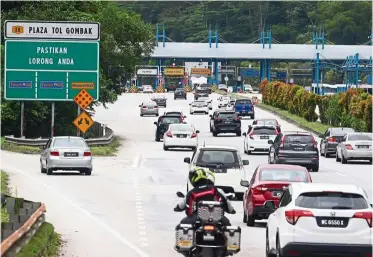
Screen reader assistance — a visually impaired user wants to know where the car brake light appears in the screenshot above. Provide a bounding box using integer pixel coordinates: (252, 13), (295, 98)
(328, 137), (336, 142)
(279, 136), (285, 148)
(235, 117), (241, 121)
(191, 132), (197, 138)
(215, 118), (222, 121)
(142, 106), (147, 109)
(154, 105), (158, 108)
(50, 151), (59, 156)
(252, 186), (267, 194)
(166, 131), (173, 137)
(285, 209), (314, 225)
(312, 136), (318, 149)
(249, 132), (254, 140)
(84, 152), (91, 156)
(353, 212), (372, 227)
(345, 144), (353, 150)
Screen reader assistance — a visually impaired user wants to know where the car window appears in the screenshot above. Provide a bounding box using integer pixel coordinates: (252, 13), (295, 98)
(259, 169), (309, 182)
(331, 128), (355, 135)
(169, 125), (193, 132)
(347, 134), (372, 141)
(252, 127), (277, 135)
(45, 139), (52, 149)
(295, 192), (369, 210)
(165, 112), (181, 116)
(143, 102), (156, 106)
(284, 134), (313, 143)
(196, 150), (240, 168)
(279, 189), (292, 207)
(159, 117), (181, 124)
(256, 120), (277, 126)
(53, 138), (87, 148)
(217, 112), (237, 119)
(235, 100), (252, 105)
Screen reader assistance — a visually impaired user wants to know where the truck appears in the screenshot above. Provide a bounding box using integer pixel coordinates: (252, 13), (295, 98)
(234, 99), (254, 119)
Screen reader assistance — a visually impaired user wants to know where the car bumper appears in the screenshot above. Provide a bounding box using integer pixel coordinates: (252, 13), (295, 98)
(215, 125), (241, 132)
(275, 158), (318, 167)
(175, 94), (186, 98)
(247, 142), (271, 152)
(155, 102), (166, 106)
(141, 110), (159, 115)
(236, 111), (254, 116)
(344, 149), (373, 160)
(253, 206), (274, 219)
(48, 157), (92, 169)
(191, 107), (209, 113)
(164, 137), (197, 147)
(326, 144), (338, 153)
(281, 242), (372, 257)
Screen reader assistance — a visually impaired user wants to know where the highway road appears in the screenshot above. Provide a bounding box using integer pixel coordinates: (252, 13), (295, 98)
(1, 92), (371, 257)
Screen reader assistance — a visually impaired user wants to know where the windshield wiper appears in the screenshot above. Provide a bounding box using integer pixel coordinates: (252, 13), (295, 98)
(331, 206), (353, 210)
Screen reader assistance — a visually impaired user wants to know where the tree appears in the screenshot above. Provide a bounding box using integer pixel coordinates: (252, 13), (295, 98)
(1, 1), (154, 137)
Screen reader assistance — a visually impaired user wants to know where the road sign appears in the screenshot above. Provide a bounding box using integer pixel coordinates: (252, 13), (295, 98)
(74, 89), (93, 110)
(73, 111), (94, 133)
(4, 40), (99, 101)
(224, 76), (229, 81)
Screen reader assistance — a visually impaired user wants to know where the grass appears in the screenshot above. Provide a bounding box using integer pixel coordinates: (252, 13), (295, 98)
(1, 136), (121, 156)
(16, 222), (61, 257)
(1, 170), (10, 223)
(257, 103), (330, 135)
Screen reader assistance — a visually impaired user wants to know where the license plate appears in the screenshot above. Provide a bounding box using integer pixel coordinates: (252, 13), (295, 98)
(317, 217), (348, 228)
(273, 191), (282, 197)
(203, 234), (215, 241)
(224, 121), (231, 123)
(294, 147), (304, 151)
(260, 136), (269, 139)
(64, 152), (78, 157)
(178, 135), (187, 138)
(148, 107), (153, 109)
(358, 145), (369, 149)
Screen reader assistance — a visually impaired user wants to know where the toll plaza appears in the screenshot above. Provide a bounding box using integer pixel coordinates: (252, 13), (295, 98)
(135, 65), (159, 89)
(161, 66), (185, 91)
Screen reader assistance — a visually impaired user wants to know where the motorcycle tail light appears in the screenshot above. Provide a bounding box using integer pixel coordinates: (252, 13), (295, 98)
(203, 225), (215, 231)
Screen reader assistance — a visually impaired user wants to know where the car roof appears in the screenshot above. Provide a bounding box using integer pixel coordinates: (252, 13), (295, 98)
(143, 101), (156, 104)
(252, 124), (277, 129)
(53, 136), (84, 140)
(282, 131), (311, 136)
(255, 118), (277, 121)
(347, 132), (372, 136)
(161, 115), (182, 118)
(258, 164), (307, 171)
(198, 145), (239, 151)
(290, 183), (366, 197)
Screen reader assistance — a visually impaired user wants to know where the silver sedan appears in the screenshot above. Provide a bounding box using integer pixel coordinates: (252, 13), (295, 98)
(336, 132), (372, 164)
(40, 136), (93, 175)
(140, 101), (159, 116)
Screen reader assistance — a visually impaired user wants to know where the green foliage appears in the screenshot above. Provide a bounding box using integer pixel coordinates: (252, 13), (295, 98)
(1, 2), (154, 137)
(1, 171), (10, 223)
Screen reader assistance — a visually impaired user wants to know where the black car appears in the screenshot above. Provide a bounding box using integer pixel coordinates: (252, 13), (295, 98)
(154, 115), (183, 141)
(152, 96), (167, 107)
(209, 110), (241, 137)
(268, 131), (319, 171)
(200, 83), (212, 94)
(194, 88), (210, 100)
(174, 88), (187, 99)
(320, 127), (355, 157)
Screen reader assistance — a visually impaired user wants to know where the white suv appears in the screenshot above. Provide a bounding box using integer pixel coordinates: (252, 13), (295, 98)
(183, 145), (250, 200)
(190, 100), (209, 114)
(265, 183), (372, 257)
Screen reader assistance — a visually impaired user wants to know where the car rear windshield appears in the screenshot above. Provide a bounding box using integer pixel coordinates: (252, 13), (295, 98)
(259, 169), (309, 182)
(295, 192), (368, 210)
(196, 150), (240, 168)
(218, 112), (237, 119)
(53, 138), (87, 148)
(348, 134), (372, 141)
(235, 100), (252, 105)
(166, 112), (181, 115)
(175, 88), (184, 91)
(159, 117), (181, 124)
(256, 120), (277, 126)
(331, 128), (355, 135)
(252, 127), (277, 135)
(196, 90), (209, 93)
(170, 125), (193, 132)
(144, 102), (156, 106)
(284, 134), (313, 143)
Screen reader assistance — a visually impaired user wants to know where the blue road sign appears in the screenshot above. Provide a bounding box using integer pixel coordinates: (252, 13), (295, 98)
(240, 69), (259, 77)
(368, 75), (372, 84)
(9, 81), (32, 88)
(271, 71), (287, 79)
(40, 81), (64, 89)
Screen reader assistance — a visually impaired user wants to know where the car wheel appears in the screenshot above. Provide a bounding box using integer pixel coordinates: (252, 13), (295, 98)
(246, 212), (255, 227)
(266, 229), (276, 257)
(247, 150), (252, 155)
(341, 153), (347, 164)
(205, 112), (208, 114)
(163, 145), (168, 151)
(236, 130), (241, 136)
(155, 136), (160, 142)
(40, 160), (47, 173)
(251, 114), (255, 119)
(320, 145), (325, 156)
(140, 114), (143, 117)
(155, 114), (159, 117)
(276, 235), (283, 257)
(213, 131), (218, 137)
(325, 151), (330, 158)
(312, 163), (319, 172)
(46, 166), (53, 175)
(85, 169), (92, 176)
(336, 152), (341, 162)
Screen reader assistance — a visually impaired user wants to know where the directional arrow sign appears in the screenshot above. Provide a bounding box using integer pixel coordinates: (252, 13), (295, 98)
(73, 111), (94, 133)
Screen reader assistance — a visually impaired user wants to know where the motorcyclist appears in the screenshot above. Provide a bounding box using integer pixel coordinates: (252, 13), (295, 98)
(174, 167), (236, 226)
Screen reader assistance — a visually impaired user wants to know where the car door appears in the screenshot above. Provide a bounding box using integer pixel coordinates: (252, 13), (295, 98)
(244, 126), (251, 150)
(269, 134), (281, 163)
(41, 139), (52, 166)
(338, 135), (347, 157)
(321, 129), (330, 152)
(210, 111), (217, 129)
(244, 168), (258, 214)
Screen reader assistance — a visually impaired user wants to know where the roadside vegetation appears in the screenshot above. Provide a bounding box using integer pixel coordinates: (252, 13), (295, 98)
(1, 136), (121, 156)
(1, 170), (10, 223)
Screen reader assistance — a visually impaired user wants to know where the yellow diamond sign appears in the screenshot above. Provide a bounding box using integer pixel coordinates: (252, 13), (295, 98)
(73, 111), (94, 134)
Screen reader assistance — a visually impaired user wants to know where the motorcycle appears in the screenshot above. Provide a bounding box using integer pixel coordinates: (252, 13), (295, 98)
(174, 191), (241, 257)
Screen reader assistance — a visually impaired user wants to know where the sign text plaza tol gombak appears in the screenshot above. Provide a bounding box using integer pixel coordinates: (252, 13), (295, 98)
(4, 21), (100, 101)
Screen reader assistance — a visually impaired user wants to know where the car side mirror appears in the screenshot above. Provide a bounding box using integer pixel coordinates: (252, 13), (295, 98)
(370, 203), (373, 208)
(209, 115), (212, 118)
(184, 157), (191, 164)
(242, 132), (247, 136)
(242, 160), (249, 165)
(176, 191), (185, 198)
(240, 180), (250, 187)
(184, 115), (187, 118)
(196, 130), (200, 133)
(154, 122), (157, 125)
(268, 140), (274, 144)
(139, 105), (142, 107)
(264, 200), (276, 209)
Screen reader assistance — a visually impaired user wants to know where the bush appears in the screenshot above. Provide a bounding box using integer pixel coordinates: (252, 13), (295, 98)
(258, 79), (372, 132)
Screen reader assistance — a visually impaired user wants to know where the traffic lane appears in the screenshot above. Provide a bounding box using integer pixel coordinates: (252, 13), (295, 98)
(0, 151), (150, 257)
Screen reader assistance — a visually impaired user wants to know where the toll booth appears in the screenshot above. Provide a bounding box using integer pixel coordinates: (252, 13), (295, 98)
(135, 66), (159, 89)
(163, 67), (185, 92)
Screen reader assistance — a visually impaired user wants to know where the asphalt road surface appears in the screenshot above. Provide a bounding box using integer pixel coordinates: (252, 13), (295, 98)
(1, 92), (371, 257)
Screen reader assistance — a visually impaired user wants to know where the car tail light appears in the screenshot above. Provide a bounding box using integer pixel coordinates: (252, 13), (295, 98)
(154, 105), (158, 108)
(328, 137), (336, 142)
(235, 117), (241, 121)
(249, 132), (254, 140)
(252, 186), (267, 194)
(84, 152), (91, 156)
(166, 131), (173, 137)
(215, 118), (222, 121)
(345, 144), (353, 150)
(191, 132), (197, 138)
(353, 211), (372, 227)
(285, 209), (314, 225)
(312, 136), (318, 149)
(50, 151), (59, 156)
(142, 106), (147, 109)
(279, 136), (285, 148)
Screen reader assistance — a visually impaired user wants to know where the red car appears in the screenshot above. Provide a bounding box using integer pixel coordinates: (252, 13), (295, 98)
(241, 164), (312, 226)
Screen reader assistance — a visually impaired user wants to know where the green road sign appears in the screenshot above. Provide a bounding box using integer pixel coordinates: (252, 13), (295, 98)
(4, 40), (99, 101)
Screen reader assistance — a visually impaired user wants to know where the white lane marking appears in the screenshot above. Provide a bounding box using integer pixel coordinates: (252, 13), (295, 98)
(336, 172), (347, 176)
(137, 216), (144, 221)
(139, 231), (147, 236)
(138, 225), (146, 230)
(140, 243), (149, 248)
(6, 166), (149, 257)
(132, 155), (141, 168)
(140, 237), (148, 241)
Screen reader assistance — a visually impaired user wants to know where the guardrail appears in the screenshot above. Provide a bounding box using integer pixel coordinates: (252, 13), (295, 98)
(1, 201), (46, 257)
(4, 127), (114, 147)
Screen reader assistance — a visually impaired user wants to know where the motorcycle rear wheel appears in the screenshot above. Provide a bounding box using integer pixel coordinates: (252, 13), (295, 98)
(196, 247), (225, 257)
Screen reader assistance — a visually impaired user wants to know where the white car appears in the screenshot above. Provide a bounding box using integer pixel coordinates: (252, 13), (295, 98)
(189, 100), (209, 114)
(243, 84), (253, 93)
(265, 183), (372, 257)
(183, 145), (250, 200)
(218, 96), (230, 108)
(218, 84), (228, 91)
(336, 132), (372, 164)
(242, 125), (278, 154)
(143, 85), (154, 93)
(197, 96), (212, 109)
(163, 124), (199, 151)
